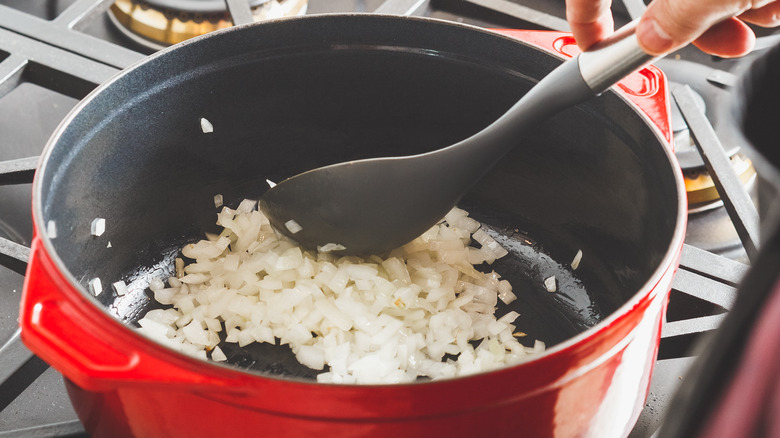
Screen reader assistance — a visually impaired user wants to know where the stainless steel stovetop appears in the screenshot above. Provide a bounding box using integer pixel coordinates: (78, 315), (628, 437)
(0, 1), (768, 436)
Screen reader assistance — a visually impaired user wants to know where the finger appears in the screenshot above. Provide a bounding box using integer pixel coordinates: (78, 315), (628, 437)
(739, 1), (780, 27)
(565, 0), (614, 50)
(637, 0), (751, 55)
(692, 17), (756, 57)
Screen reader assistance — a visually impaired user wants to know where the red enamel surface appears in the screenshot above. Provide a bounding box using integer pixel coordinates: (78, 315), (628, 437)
(19, 28), (682, 437)
(21, 228), (679, 436)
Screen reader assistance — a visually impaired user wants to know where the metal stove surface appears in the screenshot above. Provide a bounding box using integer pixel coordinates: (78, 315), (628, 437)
(0, 1), (766, 436)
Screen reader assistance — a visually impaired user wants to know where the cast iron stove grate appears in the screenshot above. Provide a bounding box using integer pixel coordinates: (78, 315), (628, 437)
(0, 0), (765, 436)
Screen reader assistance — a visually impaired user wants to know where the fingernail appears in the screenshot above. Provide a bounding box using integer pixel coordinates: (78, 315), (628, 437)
(637, 18), (674, 54)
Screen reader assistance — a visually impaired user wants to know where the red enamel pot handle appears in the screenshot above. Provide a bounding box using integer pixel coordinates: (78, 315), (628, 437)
(494, 30), (673, 147)
(20, 236), (245, 392)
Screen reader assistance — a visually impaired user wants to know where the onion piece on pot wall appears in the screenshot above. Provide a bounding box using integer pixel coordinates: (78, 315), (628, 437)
(88, 277), (102, 296)
(135, 201), (544, 383)
(200, 117), (213, 133)
(46, 220), (57, 239)
(90, 218), (106, 236)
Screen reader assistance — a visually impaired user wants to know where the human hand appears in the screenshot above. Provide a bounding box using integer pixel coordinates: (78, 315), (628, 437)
(565, 0), (780, 58)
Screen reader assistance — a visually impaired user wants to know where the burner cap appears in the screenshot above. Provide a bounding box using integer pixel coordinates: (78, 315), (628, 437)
(109, 0), (307, 50)
(684, 154), (756, 206)
(144, 0), (269, 13)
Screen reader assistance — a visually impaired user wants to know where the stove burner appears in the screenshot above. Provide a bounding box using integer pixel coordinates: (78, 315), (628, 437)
(685, 154), (756, 207)
(685, 165), (757, 263)
(109, 0), (308, 50)
(681, 139), (756, 263)
(658, 59), (741, 170)
(650, 59), (758, 261)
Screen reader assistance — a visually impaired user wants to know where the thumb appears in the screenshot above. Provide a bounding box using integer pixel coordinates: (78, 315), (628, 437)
(636, 0), (747, 55)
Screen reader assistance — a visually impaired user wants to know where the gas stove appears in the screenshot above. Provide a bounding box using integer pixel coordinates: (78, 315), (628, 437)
(0, 1), (766, 436)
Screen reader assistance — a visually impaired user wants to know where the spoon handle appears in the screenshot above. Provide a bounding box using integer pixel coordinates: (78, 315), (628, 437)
(577, 19), (659, 94)
(443, 20), (661, 186)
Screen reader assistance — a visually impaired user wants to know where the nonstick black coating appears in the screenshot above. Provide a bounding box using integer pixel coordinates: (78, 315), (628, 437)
(37, 15), (680, 379)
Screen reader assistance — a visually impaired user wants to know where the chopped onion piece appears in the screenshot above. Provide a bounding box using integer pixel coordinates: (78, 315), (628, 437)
(148, 276), (165, 292)
(381, 257), (411, 284)
(571, 249), (583, 270)
(200, 117), (213, 133)
(497, 279), (516, 304)
(297, 345), (325, 370)
(107, 241), (112, 248)
(175, 257), (185, 278)
(46, 220), (57, 239)
(498, 311), (520, 324)
(266, 179), (276, 188)
(236, 199), (257, 213)
(544, 276), (557, 293)
(183, 320), (210, 346)
(137, 317), (175, 341)
(137, 203), (544, 383)
(285, 219), (303, 234)
(88, 277), (102, 296)
(213, 194), (223, 208)
(223, 253), (240, 272)
(472, 229), (509, 261)
(112, 280), (128, 296)
(318, 243), (346, 253)
(90, 218), (106, 236)
(211, 346), (227, 362)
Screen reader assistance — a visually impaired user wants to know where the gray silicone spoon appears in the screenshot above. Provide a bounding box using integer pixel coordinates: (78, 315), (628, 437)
(260, 20), (659, 255)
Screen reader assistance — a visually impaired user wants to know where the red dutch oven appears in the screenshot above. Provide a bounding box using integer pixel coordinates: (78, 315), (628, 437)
(20, 14), (686, 437)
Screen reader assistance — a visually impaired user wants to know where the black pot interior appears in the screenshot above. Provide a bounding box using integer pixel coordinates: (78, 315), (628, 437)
(38, 15), (680, 379)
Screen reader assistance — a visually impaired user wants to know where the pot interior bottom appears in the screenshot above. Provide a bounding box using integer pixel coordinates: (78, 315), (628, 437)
(104, 199), (610, 380)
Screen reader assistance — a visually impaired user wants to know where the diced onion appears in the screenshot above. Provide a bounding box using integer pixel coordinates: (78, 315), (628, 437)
(46, 220), (57, 239)
(544, 276), (557, 293)
(88, 277), (103, 296)
(200, 117), (213, 133)
(112, 280), (128, 296)
(149, 276), (165, 292)
(285, 219), (303, 234)
(471, 228), (509, 263)
(91, 218), (106, 236)
(236, 199), (257, 213)
(213, 194), (224, 208)
(175, 258), (185, 278)
(318, 243), (346, 253)
(136, 203), (545, 383)
(498, 311), (520, 324)
(497, 280), (516, 304)
(571, 249), (583, 270)
(211, 346), (227, 362)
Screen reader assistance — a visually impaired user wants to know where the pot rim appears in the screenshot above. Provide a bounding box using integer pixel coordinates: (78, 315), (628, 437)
(29, 13), (688, 387)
